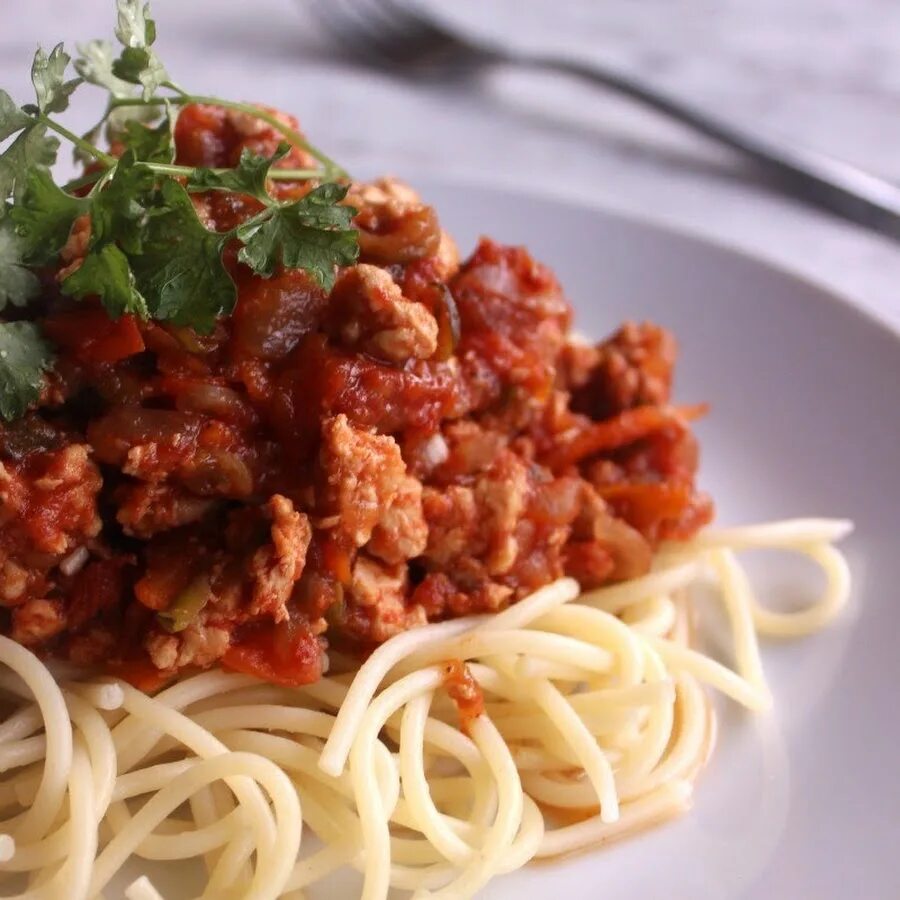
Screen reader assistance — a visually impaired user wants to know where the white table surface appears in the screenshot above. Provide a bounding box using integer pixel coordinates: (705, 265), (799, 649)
(3, 0), (899, 330)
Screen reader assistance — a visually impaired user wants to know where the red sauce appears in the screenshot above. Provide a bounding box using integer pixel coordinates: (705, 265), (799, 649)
(442, 659), (485, 734)
(0, 103), (712, 687)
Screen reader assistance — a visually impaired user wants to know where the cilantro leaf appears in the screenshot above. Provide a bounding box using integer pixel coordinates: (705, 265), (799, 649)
(0, 221), (41, 309)
(111, 0), (167, 100)
(130, 179), (235, 332)
(75, 39), (134, 96)
(236, 183), (358, 289)
(0, 125), (60, 206)
(112, 48), (167, 100)
(188, 144), (289, 201)
(56, 159), (233, 330)
(0, 322), (52, 421)
(87, 152), (156, 253)
(120, 117), (174, 164)
(60, 153), (152, 317)
(115, 0), (158, 48)
(10, 168), (87, 265)
(0, 91), (32, 142)
(31, 44), (81, 115)
(75, 39), (161, 154)
(62, 242), (147, 318)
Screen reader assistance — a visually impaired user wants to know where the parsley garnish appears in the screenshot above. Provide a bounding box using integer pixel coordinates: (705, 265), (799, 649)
(0, 222), (41, 308)
(0, 322), (53, 421)
(0, 0), (358, 422)
(237, 182), (358, 288)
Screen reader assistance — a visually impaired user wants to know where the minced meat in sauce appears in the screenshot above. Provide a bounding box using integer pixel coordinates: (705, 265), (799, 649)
(0, 104), (712, 689)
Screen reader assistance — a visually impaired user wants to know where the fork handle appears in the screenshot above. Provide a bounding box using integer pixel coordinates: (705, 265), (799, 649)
(507, 50), (900, 240)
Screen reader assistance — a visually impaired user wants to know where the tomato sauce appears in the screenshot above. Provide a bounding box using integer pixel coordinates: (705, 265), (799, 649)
(0, 104), (711, 687)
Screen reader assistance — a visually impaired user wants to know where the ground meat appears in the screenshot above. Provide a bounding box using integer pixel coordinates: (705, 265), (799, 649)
(344, 555), (427, 643)
(326, 264), (438, 363)
(348, 178), (442, 265)
(474, 452), (531, 576)
(0, 101), (712, 686)
(11, 598), (67, 646)
(319, 414), (407, 547)
(557, 338), (600, 391)
(572, 322), (676, 420)
(116, 483), (218, 538)
(0, 560), (32, 606)
(421, 452), (535, 584)
(0, 444), (102, 607)
(368, 475), (428, 565)
(422, 486), (479, 566)
(5, 444), (102, 555)
(432, 421), (508, 482)
(245, 495), (311, 621)
(145, 618), (231, 671)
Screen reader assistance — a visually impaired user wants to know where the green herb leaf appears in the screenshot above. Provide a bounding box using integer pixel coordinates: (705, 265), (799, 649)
(0, 322), (53, 421)
(0, 221), (41, 309)
(112, 48), (166, 99)
(120, 117), (174, 163)
(0, 91), (33, 142)
(60, 153), (153, 316)
(10, 168), (87, 266)
(75, 39), (135, 96)
(130, 179), (234, 332)
(31, 44), (81, 115)
(188, 143), (289, 201)
(236, 182), (358, 289)
(62, 242), (147, 318)
(115, 0), (158, 48)
(0, 124), (60, 206)
(58, 159), (233, 330)
(75, 38), (160, 154)
(0, 0), (355, 423)
(87, 152), (156, 254)
(111, 0), (167, 100)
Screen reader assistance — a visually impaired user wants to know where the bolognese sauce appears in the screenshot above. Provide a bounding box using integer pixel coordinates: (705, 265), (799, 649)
(0, 104), (712, 687)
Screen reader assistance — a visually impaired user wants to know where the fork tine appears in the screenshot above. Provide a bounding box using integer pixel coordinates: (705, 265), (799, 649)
(311, 0), (360, 54)
(309, 0), (463, 66)
(316, 0), (405, 61)
(376, 0), (452, 42)
(377, 0), (466, 56)
(349, 0), (451, 58)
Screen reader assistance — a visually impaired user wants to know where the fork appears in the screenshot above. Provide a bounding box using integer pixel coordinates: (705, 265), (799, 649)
(309, 0), (900, 242)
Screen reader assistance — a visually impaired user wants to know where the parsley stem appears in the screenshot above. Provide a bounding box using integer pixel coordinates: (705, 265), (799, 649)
(40, 116), (116, 167)
(146, 162), (323, 181)
(108, 94), (349, 181)
(61, 164), (325, 195)
(187, 96), (348, 180)
(259, 168), (325, 182)
(62, 171), (105, 193)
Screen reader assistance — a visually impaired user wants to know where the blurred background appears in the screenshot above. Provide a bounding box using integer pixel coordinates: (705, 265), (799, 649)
(4, 0), (899, 323)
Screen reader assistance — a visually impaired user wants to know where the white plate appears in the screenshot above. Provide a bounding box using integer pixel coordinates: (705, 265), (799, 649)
(115, 182), (900, 899)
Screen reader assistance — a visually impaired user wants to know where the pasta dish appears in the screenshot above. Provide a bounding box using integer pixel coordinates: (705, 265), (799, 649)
(0, 3), (852, 898)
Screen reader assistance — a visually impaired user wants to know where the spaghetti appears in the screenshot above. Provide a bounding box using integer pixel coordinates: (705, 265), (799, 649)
(0, 518), (852, 900)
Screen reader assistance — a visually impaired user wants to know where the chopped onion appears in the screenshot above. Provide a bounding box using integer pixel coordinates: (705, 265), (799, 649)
(59, 546), (89, 577)
(420, 433), (449, 469)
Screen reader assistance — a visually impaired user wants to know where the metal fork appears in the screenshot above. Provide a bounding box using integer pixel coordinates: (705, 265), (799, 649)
(310, 0), (900, 241)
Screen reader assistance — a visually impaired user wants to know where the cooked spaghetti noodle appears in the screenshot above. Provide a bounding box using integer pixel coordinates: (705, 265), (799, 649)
(0, 518), (852, 900)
